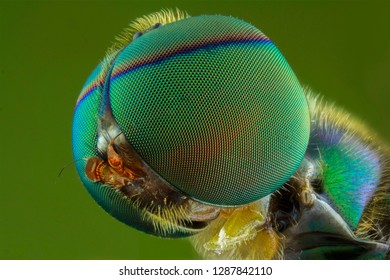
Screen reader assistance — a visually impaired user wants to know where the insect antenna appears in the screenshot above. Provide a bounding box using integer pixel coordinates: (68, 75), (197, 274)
(56, 158), (89, 183)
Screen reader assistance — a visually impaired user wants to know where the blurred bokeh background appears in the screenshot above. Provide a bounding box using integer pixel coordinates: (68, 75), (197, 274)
(1, 0), (389, 259)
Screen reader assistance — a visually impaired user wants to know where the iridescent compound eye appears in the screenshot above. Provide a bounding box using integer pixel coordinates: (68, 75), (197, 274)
(72, 13), (310, 236)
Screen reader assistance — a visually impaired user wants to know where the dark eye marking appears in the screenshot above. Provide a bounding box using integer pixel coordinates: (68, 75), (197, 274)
(268, 179), (302, 232)
(311, 178), (324, 194)
(132, 22), (164, 41)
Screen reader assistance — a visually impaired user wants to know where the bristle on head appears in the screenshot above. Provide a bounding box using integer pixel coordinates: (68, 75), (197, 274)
(109, 8), (190, 54)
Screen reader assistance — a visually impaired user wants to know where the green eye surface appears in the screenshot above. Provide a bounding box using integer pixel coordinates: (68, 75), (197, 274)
(72, 14), (310, 236)
(72, 60), (155, 233)
(109, 15), (310, 205)
(73, 57), (198, 237)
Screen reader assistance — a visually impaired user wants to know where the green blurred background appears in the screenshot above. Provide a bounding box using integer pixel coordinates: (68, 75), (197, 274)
(1, 0), (389, 259)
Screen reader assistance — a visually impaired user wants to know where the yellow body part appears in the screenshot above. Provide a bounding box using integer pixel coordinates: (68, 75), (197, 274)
(192, 203), (281, 259)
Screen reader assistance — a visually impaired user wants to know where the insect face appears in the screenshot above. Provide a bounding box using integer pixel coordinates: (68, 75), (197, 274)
(73, 9), (390, 259)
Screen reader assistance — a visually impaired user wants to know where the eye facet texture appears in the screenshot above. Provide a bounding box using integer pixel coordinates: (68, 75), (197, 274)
(73, 14), (310, 213)
(109, 15), (309, 205)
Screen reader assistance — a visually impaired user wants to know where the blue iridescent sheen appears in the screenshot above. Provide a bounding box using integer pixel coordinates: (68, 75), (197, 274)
(307, 120), (381, 229)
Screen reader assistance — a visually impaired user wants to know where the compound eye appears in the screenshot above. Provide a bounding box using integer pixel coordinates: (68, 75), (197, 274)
(109, 15), (310, 206)
(73, 12), (310, 238)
